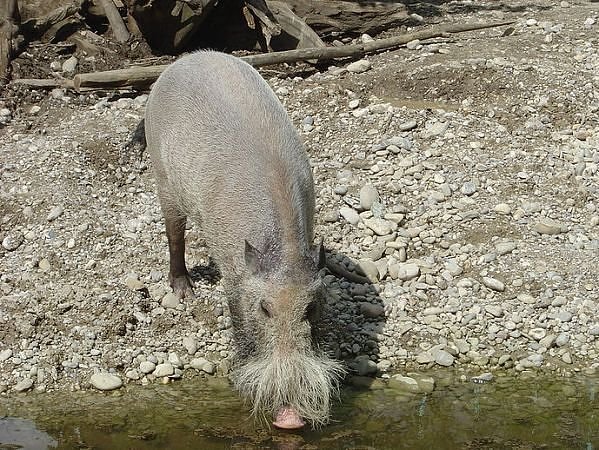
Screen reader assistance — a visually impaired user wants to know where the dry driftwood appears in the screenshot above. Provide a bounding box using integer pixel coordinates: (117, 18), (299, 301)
(69, 20), (514, 91)
(20, 0), (83, 40)
(266, 0), (325, 52)
(97, 0), (130, 42)
(72, 64), (165, 90)
(241, 19), (515, 66)
(284, 0), (409, 36)
(0, 0), (20, 85)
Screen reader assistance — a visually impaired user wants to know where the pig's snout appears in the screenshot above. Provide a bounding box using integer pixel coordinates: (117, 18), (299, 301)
(273, 406), (306, 429)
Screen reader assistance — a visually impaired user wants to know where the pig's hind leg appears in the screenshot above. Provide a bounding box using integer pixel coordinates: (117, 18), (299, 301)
(163, 205), (196, 299)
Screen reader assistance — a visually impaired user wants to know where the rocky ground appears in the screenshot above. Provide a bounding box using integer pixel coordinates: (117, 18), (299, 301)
(1, 0), (598, 396)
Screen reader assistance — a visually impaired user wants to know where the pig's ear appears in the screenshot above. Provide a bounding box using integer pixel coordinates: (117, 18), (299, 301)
(314, 240), (326, 270)
(245, 240), (263, 275)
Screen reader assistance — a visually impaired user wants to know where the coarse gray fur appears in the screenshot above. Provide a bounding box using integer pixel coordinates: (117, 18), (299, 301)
(145, 51), (344, 426)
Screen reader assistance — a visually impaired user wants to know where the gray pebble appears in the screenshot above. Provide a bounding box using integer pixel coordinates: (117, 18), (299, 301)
(495, 241), (517, 255)
(556, 311), (573, 322)
(2, 231), (24, 251)
(347, 59), (372, 73)
(556, 333), (570, 347)
(339, 206), (359, 225)
(534, 219), (565, 235)
(434, 350), (454, 367)
(161, 293), (180, 309)
(125, 369), (140, 380)
(461, 181), (477, 196)
(47, 206), (64, 221)
(363, 218), (395, 236)
(153, 362), (174, 377)
(139, 361), (156, 374)
(14, 378), (34, 392)
(360, 302), (385, 319)
(0, 349), (13, 362)
(190, 357), (216, 374)
(355, 356), (378, 376)
(359, 184), (379, 210)
(62, 56), (78, 73)
(529, 328), (547, 341)
(482, 276), (505, 292)
(182, 336), (198, 355)
(358, 259), (379, 282)
(323, 210), (339, 222)
(388, 375), (420, 393)
(397, 263), (420, 281)
(398, 120), (418, 132)
(485, 305), (504, 317)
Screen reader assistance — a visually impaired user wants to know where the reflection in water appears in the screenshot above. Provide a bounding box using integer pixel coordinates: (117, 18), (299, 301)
(0, 373), (597, 449)
(0, 417), (57, 449)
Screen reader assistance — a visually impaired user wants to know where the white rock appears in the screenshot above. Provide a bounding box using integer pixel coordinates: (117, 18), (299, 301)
(161, 293), (180, 309)
(190, 357), (216, 374)
(0, 349), (13, 362)
(482, 277), (505, 292)
(363, 218), (396, 236)
(62, 56), (78, 73)
(139, 361), (156, 374)
(359, 184), (379, 210)
(182, 336), (198, 355)
(153, 362), (174, 377)
(47, 205), (64, 221)
(14, 378), (34, 392)
(339, 206), (360, 225)
(534, 219), (565, 235)
(90, 373), (122, 391)
(397, 263), (420, 281)
(347, 59), (372, 73)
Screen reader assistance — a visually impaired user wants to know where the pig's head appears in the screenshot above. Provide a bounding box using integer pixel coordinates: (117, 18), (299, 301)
(227, 240), (345, 429)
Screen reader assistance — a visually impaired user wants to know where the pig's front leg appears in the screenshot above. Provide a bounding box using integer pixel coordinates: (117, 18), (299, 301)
(165, 213), (195, 299)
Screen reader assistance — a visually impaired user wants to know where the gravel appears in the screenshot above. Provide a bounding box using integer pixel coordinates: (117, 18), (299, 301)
(0, 0), (598, 396)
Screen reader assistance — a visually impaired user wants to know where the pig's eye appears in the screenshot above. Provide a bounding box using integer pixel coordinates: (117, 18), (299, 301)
(260, 301), (272, 318)
(304, 302), (318, 321)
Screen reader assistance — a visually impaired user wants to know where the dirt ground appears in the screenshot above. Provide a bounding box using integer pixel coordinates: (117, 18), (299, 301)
(0, 0), (598, 395)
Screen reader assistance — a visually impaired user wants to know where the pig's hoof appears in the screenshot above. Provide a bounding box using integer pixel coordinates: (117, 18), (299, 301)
(171, 275), (196, 299)
(273, 407), (305, 430)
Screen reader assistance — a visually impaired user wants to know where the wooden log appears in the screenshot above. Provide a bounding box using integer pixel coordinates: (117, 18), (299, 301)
(0, 0), (20, 85)
(72, 64), (165, 90)
(97, 0), (130, 42)
(69, 20), (514, 91)
(241, 20), (515, 66)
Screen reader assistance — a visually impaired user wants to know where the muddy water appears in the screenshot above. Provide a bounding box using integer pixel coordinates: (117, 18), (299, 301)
(1, 372), (598, 449)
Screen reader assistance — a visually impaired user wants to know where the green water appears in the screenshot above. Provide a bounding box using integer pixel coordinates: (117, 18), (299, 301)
(1, 373), (598, 449)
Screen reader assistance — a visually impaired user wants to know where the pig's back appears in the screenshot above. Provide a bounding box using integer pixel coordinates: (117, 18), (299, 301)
(145, 51), (315, 272)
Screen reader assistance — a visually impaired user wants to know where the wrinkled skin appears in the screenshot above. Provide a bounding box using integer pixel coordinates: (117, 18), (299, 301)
(145, 51), (345, 427)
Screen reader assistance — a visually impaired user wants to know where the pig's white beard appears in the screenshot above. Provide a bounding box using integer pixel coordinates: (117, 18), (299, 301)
(231, 349), (345, 427)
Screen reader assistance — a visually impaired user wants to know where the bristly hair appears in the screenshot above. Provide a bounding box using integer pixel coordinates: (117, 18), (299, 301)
(230, 349), (346, 428)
